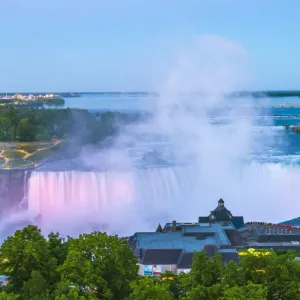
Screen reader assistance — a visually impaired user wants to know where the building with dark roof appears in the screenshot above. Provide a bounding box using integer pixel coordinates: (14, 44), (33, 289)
(197, 198), (244, 229)
(129, 198), (300, 275)
(237, 223), (300, 252)
(129, 198), (242, 275)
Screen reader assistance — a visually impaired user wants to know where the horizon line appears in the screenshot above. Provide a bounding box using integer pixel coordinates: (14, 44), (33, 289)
(1, 90), (300, 94)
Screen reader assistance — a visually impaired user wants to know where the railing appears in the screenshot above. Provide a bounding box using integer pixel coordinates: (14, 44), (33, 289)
(245, 222), (298, 229)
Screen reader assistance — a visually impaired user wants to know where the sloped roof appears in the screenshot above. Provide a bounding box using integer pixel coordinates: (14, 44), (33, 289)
(141, 249), (182, 265)
(135, 231), (217, 252)
(220, 252), (239, 263)
(230, 217), (245, 229)
(281, 217), (300, 226)
(177, 252), (194, 269)
(225, 229), (244, 246)
(134, 223), (234, 252)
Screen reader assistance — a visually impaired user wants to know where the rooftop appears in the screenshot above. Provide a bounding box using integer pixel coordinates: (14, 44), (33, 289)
(246, 241), (300, 247)
(281, 217), (300, 226)
(130, 199), (241, 268)
(135, 222), (234, 252)
(130, 198), (300, 270)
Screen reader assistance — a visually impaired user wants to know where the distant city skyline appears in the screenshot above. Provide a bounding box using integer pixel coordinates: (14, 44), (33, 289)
(1, 0), (299, 92)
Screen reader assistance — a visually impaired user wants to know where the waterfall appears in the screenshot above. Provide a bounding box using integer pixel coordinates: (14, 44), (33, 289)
(27, 163), (300, 233)
(26, 167), (199, 235)
(0, 162), (300, 237)
(0, 170), (30, 213)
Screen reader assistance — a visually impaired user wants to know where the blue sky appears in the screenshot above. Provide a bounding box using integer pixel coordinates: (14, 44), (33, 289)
(0, 0), (299, 92)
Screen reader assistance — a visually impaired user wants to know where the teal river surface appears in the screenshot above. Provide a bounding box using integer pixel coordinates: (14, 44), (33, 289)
(47, 93), (300, 166)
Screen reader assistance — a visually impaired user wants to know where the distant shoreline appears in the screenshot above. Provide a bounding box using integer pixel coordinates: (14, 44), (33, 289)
(1, 91), (299, 98)
(0, 92), (80, 98)
(68, 91), (300, 98)
(1, 91), (300, 98)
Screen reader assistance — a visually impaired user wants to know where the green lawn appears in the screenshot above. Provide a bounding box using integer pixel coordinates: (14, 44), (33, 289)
(2, 150), (26, 159)
(4, 159), (35, 169)
(28, 142), (65, 162)
(27, 149), (52, 162)
(0, 144), (15, 151)
(17, 144), (41, 153)
(0, 141), (65, 169)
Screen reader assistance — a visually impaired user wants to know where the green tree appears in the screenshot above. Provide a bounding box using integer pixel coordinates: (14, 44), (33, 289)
(21, 271), (51, 300)
(35, 129), (51, 141)
(128, 277), (172, 300)
(160, 271), (183, 299)
(54, 280), (97, 300)
(0, 291), (20, 300)
(48, 232), (70, 266)
(222, 261), (245, 287)
(59, 232), (138, 299)
(0, 117), (13, 141)
(6, 108), (18, 141)
(238, 249), (275, 284)
(0, 225), (57, 294)
(220, 282), (267, 300)
(16, 118), (36, 141)
(181, 284), (222, 300)
(177, 272), (193, 299)
(264, 251), (300, 300)
(0, 108), (141, 143)
(189, 250), (224, 287)
(238, 249), (300, 299)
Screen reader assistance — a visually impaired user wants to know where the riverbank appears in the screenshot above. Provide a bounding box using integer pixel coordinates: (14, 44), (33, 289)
(0, 140), (64, 170)
(0, 97), (65, 108)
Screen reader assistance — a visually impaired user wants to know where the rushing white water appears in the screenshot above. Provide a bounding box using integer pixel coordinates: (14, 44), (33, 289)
(27, 167), (198, 235)
(24, 163), (300, 235)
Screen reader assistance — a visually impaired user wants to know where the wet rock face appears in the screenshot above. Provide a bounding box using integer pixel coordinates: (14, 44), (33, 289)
(0, 171), (31, 212)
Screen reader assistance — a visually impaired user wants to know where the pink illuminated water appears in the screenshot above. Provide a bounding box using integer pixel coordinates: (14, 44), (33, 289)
(23, 163), (300, 236)
(26, 168), (197, 234)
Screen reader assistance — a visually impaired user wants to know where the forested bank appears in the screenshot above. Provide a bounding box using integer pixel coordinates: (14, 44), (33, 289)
(0, 98), (65, 107)
(0, 225), (299, 299)
(0, 108), (142, 143)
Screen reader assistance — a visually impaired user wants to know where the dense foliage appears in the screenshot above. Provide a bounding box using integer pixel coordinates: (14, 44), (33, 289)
(0, 226), (300, 299)
(0, 98), (64, 107)
(0, 108), (142, 142)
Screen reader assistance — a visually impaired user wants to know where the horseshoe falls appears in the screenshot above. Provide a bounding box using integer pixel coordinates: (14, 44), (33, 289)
(23, 161), (300, 236)
(26, 167), (197, 235)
